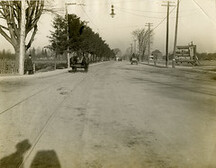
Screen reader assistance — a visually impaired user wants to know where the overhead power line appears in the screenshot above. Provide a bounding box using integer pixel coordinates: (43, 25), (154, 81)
(115, 6), (166, 14)
(153, 0), (182, 31)
(80, 6), (101, 33)
(83, 0), (145, 6)
(191, 0), (216, 26)
(115, 7), (165, 19)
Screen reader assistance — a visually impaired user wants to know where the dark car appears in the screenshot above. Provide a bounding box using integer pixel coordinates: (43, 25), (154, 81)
(70, 55), (89, 72)
(130, 57), (138, 65)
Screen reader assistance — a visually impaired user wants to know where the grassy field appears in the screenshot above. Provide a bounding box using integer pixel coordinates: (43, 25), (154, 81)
(199, 60), (216, 66)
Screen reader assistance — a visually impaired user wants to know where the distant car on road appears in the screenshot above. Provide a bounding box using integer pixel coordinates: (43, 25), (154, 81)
(70, 55), (89, 72)
(130, 57), (138, 65)
(116, 57), (122, 61)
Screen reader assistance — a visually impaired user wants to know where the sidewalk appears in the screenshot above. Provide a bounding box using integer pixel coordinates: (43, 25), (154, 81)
(140, 61), (216, 74)
(0, 68), (70, 81)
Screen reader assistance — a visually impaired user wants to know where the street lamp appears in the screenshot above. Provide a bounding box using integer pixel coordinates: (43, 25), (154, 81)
(110, 5), (115, 18)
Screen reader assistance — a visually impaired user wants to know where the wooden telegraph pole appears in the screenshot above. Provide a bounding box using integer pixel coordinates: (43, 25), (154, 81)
(162, 1), (175, 67)
(145, 23), (153, 64)
(172, 0), (180, 68)
(65, 3), (76, 69)
(65, 3), (85, 68)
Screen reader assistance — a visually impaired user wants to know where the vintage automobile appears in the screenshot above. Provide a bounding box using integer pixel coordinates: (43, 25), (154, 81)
(116, 57), (122, 61)
(130, 57), (138, 65)
(70, 55), (89, 72)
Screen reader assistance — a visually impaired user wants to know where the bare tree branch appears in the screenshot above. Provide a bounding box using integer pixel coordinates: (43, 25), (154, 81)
(0, 25), (8, 30)
(26, 25), (38, 50)
(0, 0), (45, 57)
(0, 26), (13, 47)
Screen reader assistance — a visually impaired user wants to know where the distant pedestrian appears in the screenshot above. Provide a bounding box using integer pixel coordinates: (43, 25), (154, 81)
(24, 55), (34, 75)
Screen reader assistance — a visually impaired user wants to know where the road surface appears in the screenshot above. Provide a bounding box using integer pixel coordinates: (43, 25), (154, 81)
(0, 61), (216, 168)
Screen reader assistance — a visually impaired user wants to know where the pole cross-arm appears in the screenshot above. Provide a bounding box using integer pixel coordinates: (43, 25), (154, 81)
(0, 2), (18, 47)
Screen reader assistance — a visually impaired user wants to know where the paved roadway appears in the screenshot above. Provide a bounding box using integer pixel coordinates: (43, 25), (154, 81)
(0, 61), (216, 168)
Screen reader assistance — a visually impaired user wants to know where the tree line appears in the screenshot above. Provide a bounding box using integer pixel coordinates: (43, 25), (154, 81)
(48, 14), (114, 62)
(0, 50), (15, 60)
(196, 53), (216, 60)
(0, 1), (114, 64)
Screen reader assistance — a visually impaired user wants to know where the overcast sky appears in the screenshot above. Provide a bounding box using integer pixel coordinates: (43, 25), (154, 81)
(1, 0), (216, 54)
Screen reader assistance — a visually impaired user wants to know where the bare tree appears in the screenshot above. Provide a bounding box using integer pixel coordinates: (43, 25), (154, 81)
(132, 28), (152, 61)
(0, 0), (45, 60)
(124, 47), (132, 60)
(112, 48), (122, 57)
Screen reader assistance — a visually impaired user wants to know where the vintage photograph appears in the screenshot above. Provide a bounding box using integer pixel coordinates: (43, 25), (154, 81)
(0, 0), (216, 167)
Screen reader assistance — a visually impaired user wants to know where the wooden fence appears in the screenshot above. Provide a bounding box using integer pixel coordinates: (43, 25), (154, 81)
(0, 58), (105, 74)
(0, 59), (67, 74)
(0, 59), (18, 74)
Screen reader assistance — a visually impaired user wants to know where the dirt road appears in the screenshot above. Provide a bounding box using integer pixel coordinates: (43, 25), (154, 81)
(0, 61), (216, 168)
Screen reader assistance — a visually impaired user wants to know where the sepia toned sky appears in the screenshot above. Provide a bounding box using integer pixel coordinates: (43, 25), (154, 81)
(1, 0), (216, 54)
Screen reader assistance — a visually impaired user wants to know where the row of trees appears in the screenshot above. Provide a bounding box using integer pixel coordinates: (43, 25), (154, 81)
(0, 47), (55, 60)
(197, 53), (216, 60)
(0, 50), (15, 60)
(48, 14), (115, 62)
(0, 1), (114, 74)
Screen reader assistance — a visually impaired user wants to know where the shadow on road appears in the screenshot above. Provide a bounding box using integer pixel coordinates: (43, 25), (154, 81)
(30, 150), (61, 168)
(0, 140), (61, 168)
(68, 69), (88, 73)
(0, 139), (31, 168)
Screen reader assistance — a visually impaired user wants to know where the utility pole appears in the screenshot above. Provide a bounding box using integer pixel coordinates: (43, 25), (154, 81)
(172, 0), (180, 68)
(130, 43), (133, 54)
(65, 3), (85, 69)
(19, 0), (26, 75)
(162, 1), (175, 67)
(65, 3), (75, 69)
(134, 39), (137, 54)
(145, 23), (153, 64)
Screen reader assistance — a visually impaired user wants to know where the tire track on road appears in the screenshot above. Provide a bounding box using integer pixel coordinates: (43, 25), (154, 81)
(0, 62), (110, 116)
(132, 77), (216, 97)
(17, 63), (109, 168)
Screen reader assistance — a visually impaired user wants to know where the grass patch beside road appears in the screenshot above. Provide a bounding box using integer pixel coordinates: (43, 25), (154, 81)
(199, 60), (216, 66)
